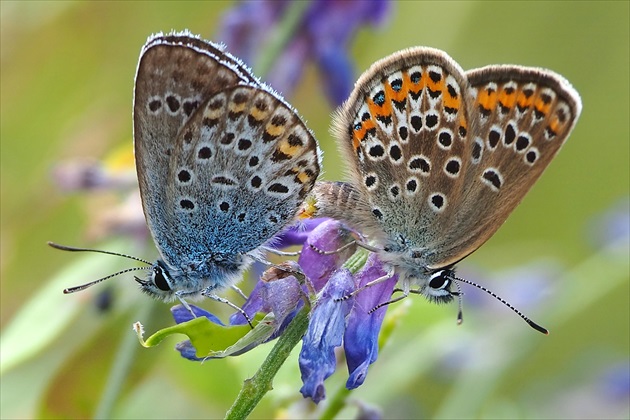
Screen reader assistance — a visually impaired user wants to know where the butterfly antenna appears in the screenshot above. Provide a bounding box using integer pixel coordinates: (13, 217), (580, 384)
(48, 241), (153, 293)
(451, 281), (464, 325)
(64, 266), (150, 293)
(452, 275), (549, 335)
(48, 241), (152, 265)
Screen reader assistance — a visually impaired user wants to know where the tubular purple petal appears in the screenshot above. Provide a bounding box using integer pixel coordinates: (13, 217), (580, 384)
(175, 340), (205, 361)
(316, 46), (354, 106)
(271, 217), (328, 249)
(299, 269), (355, 403)
(229, 279), (265, 326)
(344, 254), (397, 389)
(297, 219), (358, 291)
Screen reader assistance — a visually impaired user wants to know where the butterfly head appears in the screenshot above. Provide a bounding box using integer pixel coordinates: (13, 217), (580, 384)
(424, 269), (458, 304)
(135, 260), (180, 301)
(379, 241), (458, 304)
(135, 254), (253, 302)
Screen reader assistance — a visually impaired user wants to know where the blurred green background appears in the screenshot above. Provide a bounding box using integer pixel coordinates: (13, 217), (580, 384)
(1, 1), (628, 419)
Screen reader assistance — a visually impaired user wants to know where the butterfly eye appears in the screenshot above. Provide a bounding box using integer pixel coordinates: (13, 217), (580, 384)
(152, 267), (171, 292)
(411, 250), (423, 259)
(428, 270), (451, 290)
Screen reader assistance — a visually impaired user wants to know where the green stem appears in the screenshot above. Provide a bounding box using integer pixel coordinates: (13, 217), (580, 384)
(225, 306), (310, 419)
(319, 385), (351, 420)
(253, 0), (311, 78)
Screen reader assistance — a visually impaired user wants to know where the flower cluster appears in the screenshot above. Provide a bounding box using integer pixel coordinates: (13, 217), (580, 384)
(170, 219), (398, 403)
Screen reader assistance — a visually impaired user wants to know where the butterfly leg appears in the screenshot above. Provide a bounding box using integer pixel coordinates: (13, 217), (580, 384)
(405, 284), (464, 325)
(261, 246), (301, 257)
(175, 292), (197, 318)
(231, 284), (248, 301)
(334, 266), (396, 302)
(308, 239), (358, 256)
(201, 289), (254, 328)
(367, 288), (410, 314)
(248, 253), (306, 278)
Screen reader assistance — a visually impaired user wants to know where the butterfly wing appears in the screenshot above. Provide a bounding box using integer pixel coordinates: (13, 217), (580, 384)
(134, 32), (320, 269)
(433, 65), (582, 268)
(332, 48), (474, 249)
(332, 48), (581, 269)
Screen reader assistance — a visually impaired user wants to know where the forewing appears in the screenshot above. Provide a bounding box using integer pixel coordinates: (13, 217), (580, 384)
(332, 48), (473, 244)
(134, 32), (320, 266)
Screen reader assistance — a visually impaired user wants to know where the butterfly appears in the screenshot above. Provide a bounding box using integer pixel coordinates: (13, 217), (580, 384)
(308, 47), (581, 332)
(51, 31), (320, 308)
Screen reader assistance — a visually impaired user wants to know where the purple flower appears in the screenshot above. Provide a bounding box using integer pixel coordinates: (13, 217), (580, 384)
(229, 261), (305, 328)
(52, 159), (136, 192)
(299, 268), (355, 403)
(298, 253), (397, 402)
(297, 219), (359, 290)
(343, 255), (398, 389)
(599, 361), (630, 402)
(171, 304), (224, 325)
(168, 219), (401, 403)
(587, 198), (630, 248)
(51, 158), (149, 242)
(218, 1), (289, 66)
(218, 0), (391, 106)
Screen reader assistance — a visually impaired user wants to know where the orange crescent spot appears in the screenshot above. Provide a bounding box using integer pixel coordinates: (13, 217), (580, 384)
(459, 115), (468, 131)
(498, 89), (517, 109)
(204, 107), (223, 120)
(534, 97), (552, 116)
(443, 87), (461, 111)
(250, 106), (269, 122)
(228, 101), (247, 113)
(549, 116), (561, 134)
(386, 74), (410, 102)
(477, 88), (497, 111)
(368, 96), (392, 117)
(266, 123), (285, 137)
(516, 90), (534, 109)
(278, 140), (301, 157)
(408, 70), (427, 96)
(400, 71), (412, 98)
(296, 171), (311, 184)
(427, 76), (445, 97)
(353, 118), (376, 149)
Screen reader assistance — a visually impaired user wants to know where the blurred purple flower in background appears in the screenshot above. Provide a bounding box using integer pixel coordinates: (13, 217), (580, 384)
(52, 156), (149, 242)
(599, 361), (630, 403)
(218, 0), (390, 105)
(587, 198), (630, 248)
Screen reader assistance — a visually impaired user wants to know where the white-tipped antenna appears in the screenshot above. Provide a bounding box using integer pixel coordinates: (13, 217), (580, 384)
(451, 281), (464, 325)
(453, 274), (549, 335)
(48, 241), (152, 294)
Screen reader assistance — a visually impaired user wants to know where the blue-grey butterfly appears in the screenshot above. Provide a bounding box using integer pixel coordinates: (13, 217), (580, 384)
(51, 31), (321, 307)
(309, 47), (581, 332)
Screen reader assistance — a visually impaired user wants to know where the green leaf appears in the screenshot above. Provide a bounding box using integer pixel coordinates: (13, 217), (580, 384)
(134, 313), (278, 359)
